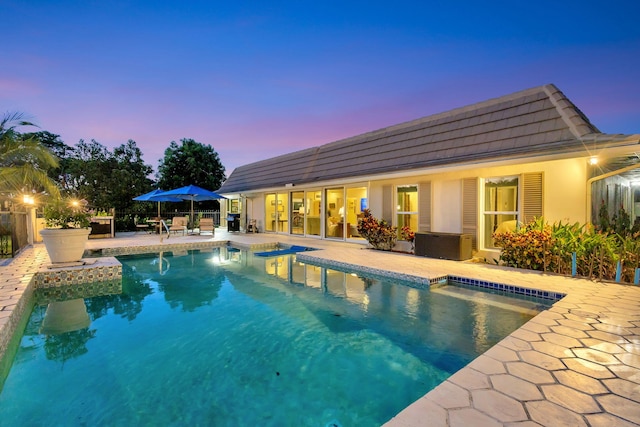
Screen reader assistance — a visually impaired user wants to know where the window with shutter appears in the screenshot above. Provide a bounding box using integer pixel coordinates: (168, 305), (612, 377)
(483, 176), (519, 249)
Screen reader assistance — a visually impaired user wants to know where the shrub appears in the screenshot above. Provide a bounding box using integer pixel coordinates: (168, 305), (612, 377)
(357, 209), (397, 251)
(400, 225), (415, 243)
(493, 218), (555, 270)
(494, 217), (640, 283)
(43, 198), (91, 229)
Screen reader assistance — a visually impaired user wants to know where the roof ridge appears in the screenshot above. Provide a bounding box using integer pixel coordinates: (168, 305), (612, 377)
(542, 84), (601, 138)
(323, 84), (553, 148)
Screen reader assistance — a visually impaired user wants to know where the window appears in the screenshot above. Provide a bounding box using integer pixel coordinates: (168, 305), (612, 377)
(396, 185), (418, 239)
(483, 176), (519, 248)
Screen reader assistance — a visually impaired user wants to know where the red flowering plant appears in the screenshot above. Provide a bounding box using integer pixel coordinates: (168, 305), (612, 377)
(400, 225), (415, 252)
(400, 225), (415, 243)
(357, 209), (397, 251)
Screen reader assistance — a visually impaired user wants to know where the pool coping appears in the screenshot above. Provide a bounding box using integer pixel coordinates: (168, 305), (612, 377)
(1, 237), (640, 426)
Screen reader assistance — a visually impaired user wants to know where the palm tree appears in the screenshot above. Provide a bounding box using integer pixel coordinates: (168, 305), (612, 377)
(0, 112), (60, 199)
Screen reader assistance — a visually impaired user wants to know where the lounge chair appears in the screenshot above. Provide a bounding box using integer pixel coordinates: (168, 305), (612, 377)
(169, 216), (188, 235)
(198, 218), (215, 235)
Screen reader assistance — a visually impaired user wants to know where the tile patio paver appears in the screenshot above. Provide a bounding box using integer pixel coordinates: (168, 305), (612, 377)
(596, 394), (640, 424)
(525, 400), (588, 427)
(586, 413), (639, 427)
(1, 230), (640, 426)
(506, 361), (557, 385)
(472, 389), (528, 423)
(490, 374), (544, 401)
(540, 384), (600, 414)
(552, 369), (608, 395)
(449, 408), (502, 427)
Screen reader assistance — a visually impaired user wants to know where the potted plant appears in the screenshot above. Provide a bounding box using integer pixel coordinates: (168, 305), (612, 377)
(40, 198), (92, 263)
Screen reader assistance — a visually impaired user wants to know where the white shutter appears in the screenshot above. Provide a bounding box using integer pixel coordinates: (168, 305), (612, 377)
(462, 177), (478, 250)
(382, 185), (393, 223)
(418, 181), (431, 232)
(523, 172), (543, 223)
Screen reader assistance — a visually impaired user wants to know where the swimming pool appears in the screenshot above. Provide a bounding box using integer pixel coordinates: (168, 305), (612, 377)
(0, 247), (552, 426)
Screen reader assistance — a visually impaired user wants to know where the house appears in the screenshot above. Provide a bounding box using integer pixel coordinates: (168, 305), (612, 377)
(217, 84), (640, 260)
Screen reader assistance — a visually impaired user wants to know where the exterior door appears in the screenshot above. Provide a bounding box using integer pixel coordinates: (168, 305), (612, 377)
(325, 187), (345, 239)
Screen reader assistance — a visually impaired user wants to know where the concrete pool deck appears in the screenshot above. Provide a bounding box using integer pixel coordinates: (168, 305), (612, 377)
(1, 230), (639, 426)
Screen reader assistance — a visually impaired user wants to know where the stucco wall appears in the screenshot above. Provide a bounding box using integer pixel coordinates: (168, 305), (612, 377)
(411, 157), (589, 231)
(433, 179), (462, 232)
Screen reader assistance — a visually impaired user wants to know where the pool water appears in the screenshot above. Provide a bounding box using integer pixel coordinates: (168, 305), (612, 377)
(0, 247), (551, 426)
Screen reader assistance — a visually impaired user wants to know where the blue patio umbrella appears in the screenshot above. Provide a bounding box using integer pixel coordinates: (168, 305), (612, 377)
(155, 185), (225, 228)
(133, 189), (184, 217)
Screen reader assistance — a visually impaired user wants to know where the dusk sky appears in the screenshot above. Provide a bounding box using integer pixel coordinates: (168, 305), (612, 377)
(3, 1), (639, 179)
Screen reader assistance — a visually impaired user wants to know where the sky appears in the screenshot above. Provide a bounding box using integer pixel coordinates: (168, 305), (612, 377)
(3, 1), (640, 179)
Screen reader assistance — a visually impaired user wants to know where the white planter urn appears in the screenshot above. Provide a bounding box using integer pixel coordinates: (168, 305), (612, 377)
(40, 228), (91, 263)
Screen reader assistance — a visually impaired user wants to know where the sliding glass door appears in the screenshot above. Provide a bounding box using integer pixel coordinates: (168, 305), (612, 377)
(305, 190), (322, 236)
(325, 187), (345, 239)
(291, 191), (304, 235)
(264, 193), (289, 232)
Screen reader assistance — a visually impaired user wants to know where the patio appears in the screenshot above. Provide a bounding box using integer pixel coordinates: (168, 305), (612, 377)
(1, 229), (639, 426)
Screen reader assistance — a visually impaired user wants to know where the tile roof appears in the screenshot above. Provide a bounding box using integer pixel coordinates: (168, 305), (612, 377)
(218, 84), (638, 193)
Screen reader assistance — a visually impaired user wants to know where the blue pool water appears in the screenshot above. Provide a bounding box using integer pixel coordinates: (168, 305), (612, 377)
(0, 247), (551, 426)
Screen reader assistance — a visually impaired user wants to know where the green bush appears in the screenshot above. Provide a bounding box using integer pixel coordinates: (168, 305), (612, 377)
(494, 217), (640, 283)
(43, 198), (91, 229)
(116, 214), (136, 232)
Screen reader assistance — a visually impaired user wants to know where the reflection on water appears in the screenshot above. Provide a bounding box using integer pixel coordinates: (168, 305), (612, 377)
(210, 247), (549, 364)
(29, 281), (124, 364)
(21, 246), (548, 373)
(0, 247), (551, 427)
(40, 299), (91, 335)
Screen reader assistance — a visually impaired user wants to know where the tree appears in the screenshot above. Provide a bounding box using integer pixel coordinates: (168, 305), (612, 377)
(157, 138), (226, 191)
(63, 139), (154, 211)
(25, 130), (76, 190)
(110, 140), (154, 209)
(0, 112), (61, 199)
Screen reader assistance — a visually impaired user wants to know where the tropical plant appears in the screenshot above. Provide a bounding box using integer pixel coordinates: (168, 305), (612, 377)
(400, 225), (415, 243)
(357, 209), (397, 250)
(596, 199), (610, 232)
(0, 112), (60, 198)
(493, 217), (555, 271)
(494, 217), (640, 283)
(43, 198), (92, 229)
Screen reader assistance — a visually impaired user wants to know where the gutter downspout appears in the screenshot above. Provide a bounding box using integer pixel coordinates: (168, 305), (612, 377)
(586, 162), (640, 226)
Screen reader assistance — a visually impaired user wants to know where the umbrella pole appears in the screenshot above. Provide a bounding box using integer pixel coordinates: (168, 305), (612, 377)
(190, 199), (194, 231)
(157, 202), (161, 218)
